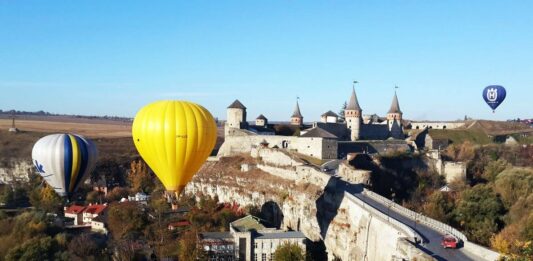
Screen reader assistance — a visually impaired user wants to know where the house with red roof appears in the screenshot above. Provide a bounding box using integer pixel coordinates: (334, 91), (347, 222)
(83, 203), (108, 223)
(64, 205), (86, 225)
(64, 203), (108, 233)
(167, 220), (191, 231)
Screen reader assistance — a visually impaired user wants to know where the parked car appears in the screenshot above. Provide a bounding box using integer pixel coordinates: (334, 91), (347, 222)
(441, 234), (459, 249)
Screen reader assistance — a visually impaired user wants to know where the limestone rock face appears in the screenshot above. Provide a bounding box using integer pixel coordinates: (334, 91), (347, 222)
(0, 160), (32, 184)
(185, 153), (429, 260)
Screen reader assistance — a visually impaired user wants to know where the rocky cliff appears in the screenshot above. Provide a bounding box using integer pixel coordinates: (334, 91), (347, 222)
(0, 159), (32, 184)
(185, 148), (432, 260)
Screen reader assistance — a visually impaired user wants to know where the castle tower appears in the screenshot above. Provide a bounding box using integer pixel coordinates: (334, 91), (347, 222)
(345, 85), (362, 141)
(290, 100), (303, 126)
(387, 91), (404, 139)
(225, 99), (247, 136)
(256, 114), (268, 127)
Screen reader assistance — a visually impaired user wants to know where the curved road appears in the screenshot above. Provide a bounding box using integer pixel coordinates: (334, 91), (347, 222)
(352, 192), (478, 261)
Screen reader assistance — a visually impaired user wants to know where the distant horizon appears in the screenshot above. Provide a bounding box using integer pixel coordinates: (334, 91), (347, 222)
(0, 107), (529, 123)
(1, 1), (531, 121)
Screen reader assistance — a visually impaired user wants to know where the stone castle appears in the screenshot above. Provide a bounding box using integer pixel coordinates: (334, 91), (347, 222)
(219, 87), (410, 160)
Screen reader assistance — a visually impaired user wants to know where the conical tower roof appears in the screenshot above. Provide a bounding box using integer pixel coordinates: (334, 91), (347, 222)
(346, 87), (362, 111)
(228, 99), (246, 109)
(291, 101), (303, 118)
(256, 114), (267, 120)
(388, 92), (402, 114)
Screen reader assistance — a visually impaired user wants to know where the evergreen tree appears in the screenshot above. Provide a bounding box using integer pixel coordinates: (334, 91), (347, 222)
(338, 101), (347, 123)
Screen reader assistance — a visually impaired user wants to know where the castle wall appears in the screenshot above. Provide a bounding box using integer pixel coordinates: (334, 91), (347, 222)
(360, 124), (389, 140)
(337, 162), (371, 185)
(313, 122), (349, 140)
(338, 140), (410, 157)
(411, 122), (465, 130)
(442, 161), (467, 183)
(218, 134), (338, 160)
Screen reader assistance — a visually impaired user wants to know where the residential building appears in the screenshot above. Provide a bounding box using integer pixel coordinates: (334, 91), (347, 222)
(199, 215), (307, 261)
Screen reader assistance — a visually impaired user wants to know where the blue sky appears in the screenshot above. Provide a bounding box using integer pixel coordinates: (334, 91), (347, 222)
(0, 1), (531, 121)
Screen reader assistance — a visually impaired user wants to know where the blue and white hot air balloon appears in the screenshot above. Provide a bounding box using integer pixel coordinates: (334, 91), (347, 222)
(32, 134), (98, 197)
(483, 85), (507, 112)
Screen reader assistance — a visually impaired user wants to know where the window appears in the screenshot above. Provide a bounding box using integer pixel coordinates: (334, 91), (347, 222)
(262, 253), (266, 261)
(254, 254), (258, 261)
(254, 242), (258, 249)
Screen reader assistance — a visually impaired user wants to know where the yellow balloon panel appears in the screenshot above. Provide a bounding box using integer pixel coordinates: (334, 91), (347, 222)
(132, 101), (217, 194)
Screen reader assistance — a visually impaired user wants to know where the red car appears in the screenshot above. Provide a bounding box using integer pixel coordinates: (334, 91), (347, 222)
(441, 235), (459, 249)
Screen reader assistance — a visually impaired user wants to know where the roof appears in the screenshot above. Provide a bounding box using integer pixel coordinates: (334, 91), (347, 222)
(346, 87), (362, 111)
(230, 215), (267, 232)
(291, 101), (303, 118)
(228, 99), (246, 109)
(300, 127), (338, 139)
(256, 114), (267, 120)
(439, 185), (453, 192)
(84, 204), (107, 215)
(255, 231), (306, 240)
(321, 110), (338, 117)
(200, 232), (233, 240)
(387, 92), (402, 114)
(168, 221), (191, 227)
(65, 205), (85, 214)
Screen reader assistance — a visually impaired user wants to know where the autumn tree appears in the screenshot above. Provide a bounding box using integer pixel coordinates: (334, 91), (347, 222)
(494, 167), (533, 208)
(29, 185), (62, 213)
(67, 233), (103, 259)
(453, 184), (505, 245)
(421, 191), (454, 223)
(178, 229), (199, 261)
(107, 202), (148, 239)
(128, 159), (154, 193)
(483, 159), (510, 182)
(273, 242), (305, 261)
(5, 236), (67, 261)
(444, 141), (475, 162)
(106, 187), (130, 202)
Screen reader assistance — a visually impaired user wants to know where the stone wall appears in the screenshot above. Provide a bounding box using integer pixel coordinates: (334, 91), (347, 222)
(338, 140), (410, 157)
(411, 121), (465, 130)
(442, 162), (467, 183)
(218, 134), (338, 160)
(337, 162), (371, 185)
(425, 151), (467, 183)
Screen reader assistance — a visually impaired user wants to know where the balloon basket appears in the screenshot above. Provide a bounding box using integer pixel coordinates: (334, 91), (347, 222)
(165, 190), (181, 211)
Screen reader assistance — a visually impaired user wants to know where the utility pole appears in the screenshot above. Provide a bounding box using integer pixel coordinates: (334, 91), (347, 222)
(9, 111), (19, 133)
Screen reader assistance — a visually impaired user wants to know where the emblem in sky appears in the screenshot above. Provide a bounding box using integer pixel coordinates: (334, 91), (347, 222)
(482, 85), (506, 112)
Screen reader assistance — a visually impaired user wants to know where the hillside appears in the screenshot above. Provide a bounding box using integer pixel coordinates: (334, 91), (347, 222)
(464, 120), (532, 135)
(426, 120), (533, 145)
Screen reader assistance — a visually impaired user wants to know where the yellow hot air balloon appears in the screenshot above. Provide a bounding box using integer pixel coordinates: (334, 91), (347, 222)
(132, 100), (217, 197)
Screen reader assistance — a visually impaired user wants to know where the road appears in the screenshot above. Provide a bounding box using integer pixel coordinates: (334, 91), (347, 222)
(349, 190), (485, 261)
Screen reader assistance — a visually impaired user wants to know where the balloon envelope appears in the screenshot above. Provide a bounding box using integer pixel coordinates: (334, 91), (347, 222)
(132, 100), (217, 194)
(32, 134), (98, 197)
(483, 85), (506, 111)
